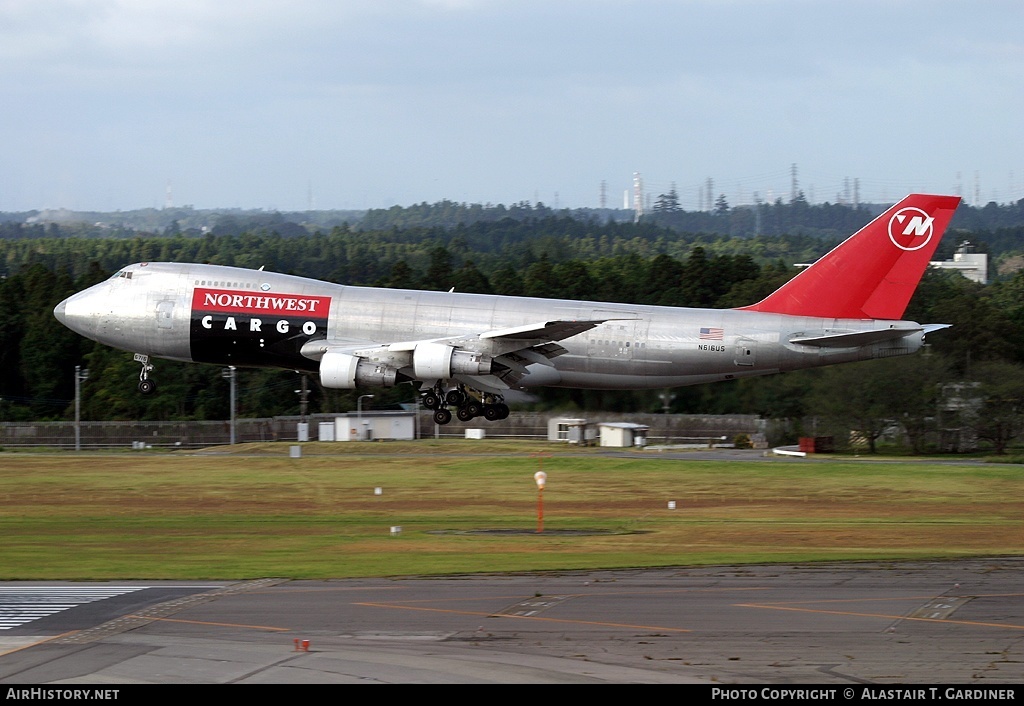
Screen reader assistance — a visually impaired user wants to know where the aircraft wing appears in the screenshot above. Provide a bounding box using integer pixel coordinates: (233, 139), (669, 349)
(480, 319), (611, 342)
(299, 337), (380, 359)
(303, 319), (609, 390)
(471, 319), (611, 386)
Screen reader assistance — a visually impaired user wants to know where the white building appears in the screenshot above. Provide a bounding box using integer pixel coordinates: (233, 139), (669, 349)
(598, 422), (650, 448)
(930, 241), (988, 284)
(329, 411), (416, 441)
(548, 417), (588, 442)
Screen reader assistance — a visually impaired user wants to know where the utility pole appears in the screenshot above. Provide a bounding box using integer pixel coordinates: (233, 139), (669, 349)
(74, 365), (89, 451)
(295, 374), (310, 442)
(222, 366), (236, 445)
(299, 374), (309, 422)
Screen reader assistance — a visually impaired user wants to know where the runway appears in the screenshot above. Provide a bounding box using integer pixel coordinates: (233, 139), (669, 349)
(1, 558), (1022, 684)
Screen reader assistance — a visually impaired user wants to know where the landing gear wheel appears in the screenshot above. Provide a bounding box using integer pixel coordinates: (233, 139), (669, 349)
(445, 389), (465, 406)
(138, 379), (156, 395)
(483, 405), (501, 421)
(456, 406), (474, 422)
(433, 408), (452, 425)
(422, 391), (441, 409)
(465, 400), (482, 418)
(496, 403), (510, 419)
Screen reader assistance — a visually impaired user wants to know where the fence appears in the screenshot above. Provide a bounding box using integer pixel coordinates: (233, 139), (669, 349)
(0, 413), (764, 450)
(0, 417), (305, 450)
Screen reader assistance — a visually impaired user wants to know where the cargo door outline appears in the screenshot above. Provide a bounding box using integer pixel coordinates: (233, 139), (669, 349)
(156, 300), (175, 330)
(734, 337), (756, 367)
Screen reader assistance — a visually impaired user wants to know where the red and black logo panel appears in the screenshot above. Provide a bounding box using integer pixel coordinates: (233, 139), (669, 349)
(190, 288), (331, 370)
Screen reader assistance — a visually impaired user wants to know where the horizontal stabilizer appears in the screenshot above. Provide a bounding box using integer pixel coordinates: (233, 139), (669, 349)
(790, 327), (922, 348)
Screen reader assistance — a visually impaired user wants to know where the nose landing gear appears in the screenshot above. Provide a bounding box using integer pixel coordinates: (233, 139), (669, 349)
(134, 353), (156, 395)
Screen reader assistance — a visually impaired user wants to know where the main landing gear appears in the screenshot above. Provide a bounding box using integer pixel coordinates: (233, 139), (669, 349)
(421, 383), (509, 425)
(134, 353), (156, 395)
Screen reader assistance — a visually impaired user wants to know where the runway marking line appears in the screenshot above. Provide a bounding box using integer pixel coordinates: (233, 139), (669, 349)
(130, 588), (763, 636)
(351, 601), (691, 632)
(348, 586), (769, 606)
(127, 615), (290, 632)
(738, 592), (1024, 606)
(0, 631), (79, 656)
(247, 586), (409, 595)
(347, 587), (769, 633)
(735, 596), (1024, 631)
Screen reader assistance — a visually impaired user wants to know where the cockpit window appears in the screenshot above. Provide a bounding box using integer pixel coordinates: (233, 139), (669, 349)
(110, 270), (133, 280)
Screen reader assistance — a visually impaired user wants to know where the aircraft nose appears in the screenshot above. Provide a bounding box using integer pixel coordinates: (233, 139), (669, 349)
(53, 291), (98, 339)
(53, 298), (68, 326)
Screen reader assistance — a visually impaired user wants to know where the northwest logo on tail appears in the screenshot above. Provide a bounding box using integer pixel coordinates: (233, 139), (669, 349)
(888, 207), (935, 251)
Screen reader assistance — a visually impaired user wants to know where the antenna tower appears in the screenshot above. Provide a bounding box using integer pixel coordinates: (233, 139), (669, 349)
(632, 172), (644, 222)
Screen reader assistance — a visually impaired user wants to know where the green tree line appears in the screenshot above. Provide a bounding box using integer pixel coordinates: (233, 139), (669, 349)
(2, 214), (1024, 454)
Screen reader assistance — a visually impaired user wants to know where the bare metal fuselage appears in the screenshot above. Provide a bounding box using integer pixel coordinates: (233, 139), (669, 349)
(57, 262), (925, 390)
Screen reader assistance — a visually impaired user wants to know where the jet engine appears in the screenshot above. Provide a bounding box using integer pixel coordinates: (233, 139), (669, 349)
(320, 351), (398, 388)
(412, 342), (493, 379)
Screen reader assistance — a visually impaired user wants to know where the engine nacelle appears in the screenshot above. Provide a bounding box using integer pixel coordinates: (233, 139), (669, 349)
(320, 351), (398, 388)
(412, 342), (493, 379)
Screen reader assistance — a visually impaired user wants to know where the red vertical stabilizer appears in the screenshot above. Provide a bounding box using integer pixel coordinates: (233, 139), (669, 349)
(739, 194), (961, 320)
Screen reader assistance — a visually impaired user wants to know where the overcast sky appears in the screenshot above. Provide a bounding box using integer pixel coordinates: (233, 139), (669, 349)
(2, 0), (1021, 212)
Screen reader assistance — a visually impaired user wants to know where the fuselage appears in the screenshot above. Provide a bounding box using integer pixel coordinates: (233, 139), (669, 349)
(54, 261), (926, 390)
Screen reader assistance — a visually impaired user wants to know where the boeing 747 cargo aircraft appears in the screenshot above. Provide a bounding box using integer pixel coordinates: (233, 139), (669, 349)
(54, 194), (960, 424)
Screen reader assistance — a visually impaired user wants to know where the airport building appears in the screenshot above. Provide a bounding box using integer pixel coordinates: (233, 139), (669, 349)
(930, 241), (988, 284)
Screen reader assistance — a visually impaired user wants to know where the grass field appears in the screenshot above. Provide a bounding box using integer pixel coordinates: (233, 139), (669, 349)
(0, 440), (1020, 580)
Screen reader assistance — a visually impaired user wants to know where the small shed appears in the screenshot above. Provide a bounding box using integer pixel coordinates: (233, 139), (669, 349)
(333, 411), (416, 442)
(317, 421), (336, 441)
(548, 417), (588, 442)
(598, 422), (650, 448)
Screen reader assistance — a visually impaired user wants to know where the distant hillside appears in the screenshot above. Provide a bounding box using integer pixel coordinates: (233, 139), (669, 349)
(2, 197), (1023, 264)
